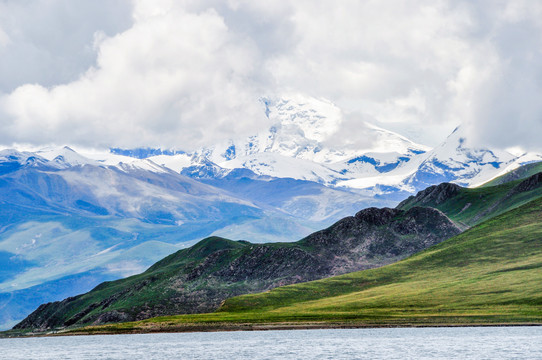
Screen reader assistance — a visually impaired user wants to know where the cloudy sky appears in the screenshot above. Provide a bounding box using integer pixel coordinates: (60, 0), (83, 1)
(0, 0), (541, 151)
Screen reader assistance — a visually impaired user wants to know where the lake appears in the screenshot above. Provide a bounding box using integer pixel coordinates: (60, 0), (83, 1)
(1, 326), (541, 359)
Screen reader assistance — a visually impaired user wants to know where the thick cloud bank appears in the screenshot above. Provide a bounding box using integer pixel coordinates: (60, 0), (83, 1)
(0, 0), (541, 150)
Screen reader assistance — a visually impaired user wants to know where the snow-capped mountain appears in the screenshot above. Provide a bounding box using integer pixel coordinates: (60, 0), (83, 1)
(11, 95), (540, 199)
(200, 95), (428, 164)
(2, 94), (542, 330)
(401, 127), (516, 191)
(339, 126), (542, 194)
(0, 146), (384, 329)
(399, 127), (542, 191)
(21, 95), (532, 200)
(143, 95), (541, 194)
(145, 95), (430, 185)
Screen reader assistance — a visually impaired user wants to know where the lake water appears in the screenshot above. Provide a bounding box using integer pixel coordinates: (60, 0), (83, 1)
(1, 326), (541, 359)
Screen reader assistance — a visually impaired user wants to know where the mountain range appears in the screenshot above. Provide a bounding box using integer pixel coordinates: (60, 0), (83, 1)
(1, 94), (541, 330)
(0, 146), (380, 329)
(12, 161), (542, 332)
(145, 96), (541, 193)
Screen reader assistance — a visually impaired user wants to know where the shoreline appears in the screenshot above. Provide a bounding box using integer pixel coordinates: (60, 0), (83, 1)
(4, 321), (541, 338)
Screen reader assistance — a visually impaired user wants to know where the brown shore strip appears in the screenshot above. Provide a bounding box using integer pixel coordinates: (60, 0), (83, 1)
(3, 321), (541, 338)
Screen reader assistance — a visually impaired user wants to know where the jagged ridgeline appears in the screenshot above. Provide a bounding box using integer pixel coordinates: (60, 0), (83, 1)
(13, 170), (542, 332)
(214, 190), (542, 326)
(398, 171), (542, 228)
(15, 207), (460, 331)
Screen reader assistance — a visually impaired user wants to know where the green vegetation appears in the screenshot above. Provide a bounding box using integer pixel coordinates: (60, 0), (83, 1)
(8, 168), (542, 336)
(29, 237), (253, 327)
(482, 161), (542, 187)
(15, 205), (460, 330)
(398, 171), (542, 227)
(65, 195), (542, 334)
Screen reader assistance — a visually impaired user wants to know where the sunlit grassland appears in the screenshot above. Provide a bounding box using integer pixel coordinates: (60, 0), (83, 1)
(398, 175), (542, 228)
(483, 161), (542, 187)
(66, 197), (542, 334)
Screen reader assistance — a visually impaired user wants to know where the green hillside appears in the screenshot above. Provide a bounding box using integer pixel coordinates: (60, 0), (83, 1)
(221, 196), (542, 323)
(70, 195), (542, 334)
(397, 171), (542, 228)
(8, 171), (542, 335)
(12, 206), (461, 331)
(482, 161), (542, 187)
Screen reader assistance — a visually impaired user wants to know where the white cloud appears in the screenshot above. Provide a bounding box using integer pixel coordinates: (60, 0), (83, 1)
(0, 0), (133, 92)
(1, 0), (541, 150)
(461, 1), (542, 152)
(1, 1), (270, 149)
(0, 27), (9, 47)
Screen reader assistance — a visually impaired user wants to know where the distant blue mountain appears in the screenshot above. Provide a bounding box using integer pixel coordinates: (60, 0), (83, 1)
(2, 122), (540, 330)
(110, 147), (185, 159)
(0, 148), (386, 330)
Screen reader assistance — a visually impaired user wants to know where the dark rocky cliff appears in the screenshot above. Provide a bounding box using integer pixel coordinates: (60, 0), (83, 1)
(15, 205), (460, 331)
(397, 182), (462, 209)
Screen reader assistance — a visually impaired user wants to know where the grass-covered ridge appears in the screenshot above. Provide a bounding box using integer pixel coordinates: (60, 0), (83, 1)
(8, 170), (542, 335)
(397, 171), (542, 228)
(222, 196), (542, 317)
(482, 161), (542, 187)
(13, 205), (461, 331)
(68, 195), (542, 334)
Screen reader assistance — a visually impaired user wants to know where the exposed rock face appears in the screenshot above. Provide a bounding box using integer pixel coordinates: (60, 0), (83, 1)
(15, 206), (461, 331)
(300, 206), (460, 275)
(398, 183), (462, 208)
(515, 172), (542, 193)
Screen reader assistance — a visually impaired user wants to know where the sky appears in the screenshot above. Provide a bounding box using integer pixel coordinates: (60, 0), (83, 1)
(0, 0), (541, 152)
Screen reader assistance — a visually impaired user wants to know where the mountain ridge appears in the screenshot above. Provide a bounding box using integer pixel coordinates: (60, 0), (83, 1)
(0, 147), (385, 330)
(14, 205), (461, 331)
(51, 184), (542, 335)
(210, 193), (542, 327)
(9, 165), (542, 333)
(103, 96), (542, 194)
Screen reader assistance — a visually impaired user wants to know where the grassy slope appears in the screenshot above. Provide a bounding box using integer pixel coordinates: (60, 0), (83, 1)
(482, 161), (542, 187)
(24, 237), (250, 328)
(7, 171), (542, 336)
(69, 195), (542, 334)
(398, 173), (542, 228)
(13, 205), (462, 331)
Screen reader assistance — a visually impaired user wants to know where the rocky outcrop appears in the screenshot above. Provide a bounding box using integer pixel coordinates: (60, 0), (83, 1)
(514, 172), (542, 193)
(398, 182), (462, 208)
(15, 204), (461, 331)
(300, 206), (460, 274)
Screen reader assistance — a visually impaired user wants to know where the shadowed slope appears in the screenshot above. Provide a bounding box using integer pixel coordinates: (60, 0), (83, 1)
(214, 196), (542, 325)
(69, 195), (542, 334)
(13, 206), (460, 331)
(397, 171), (542, 228)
